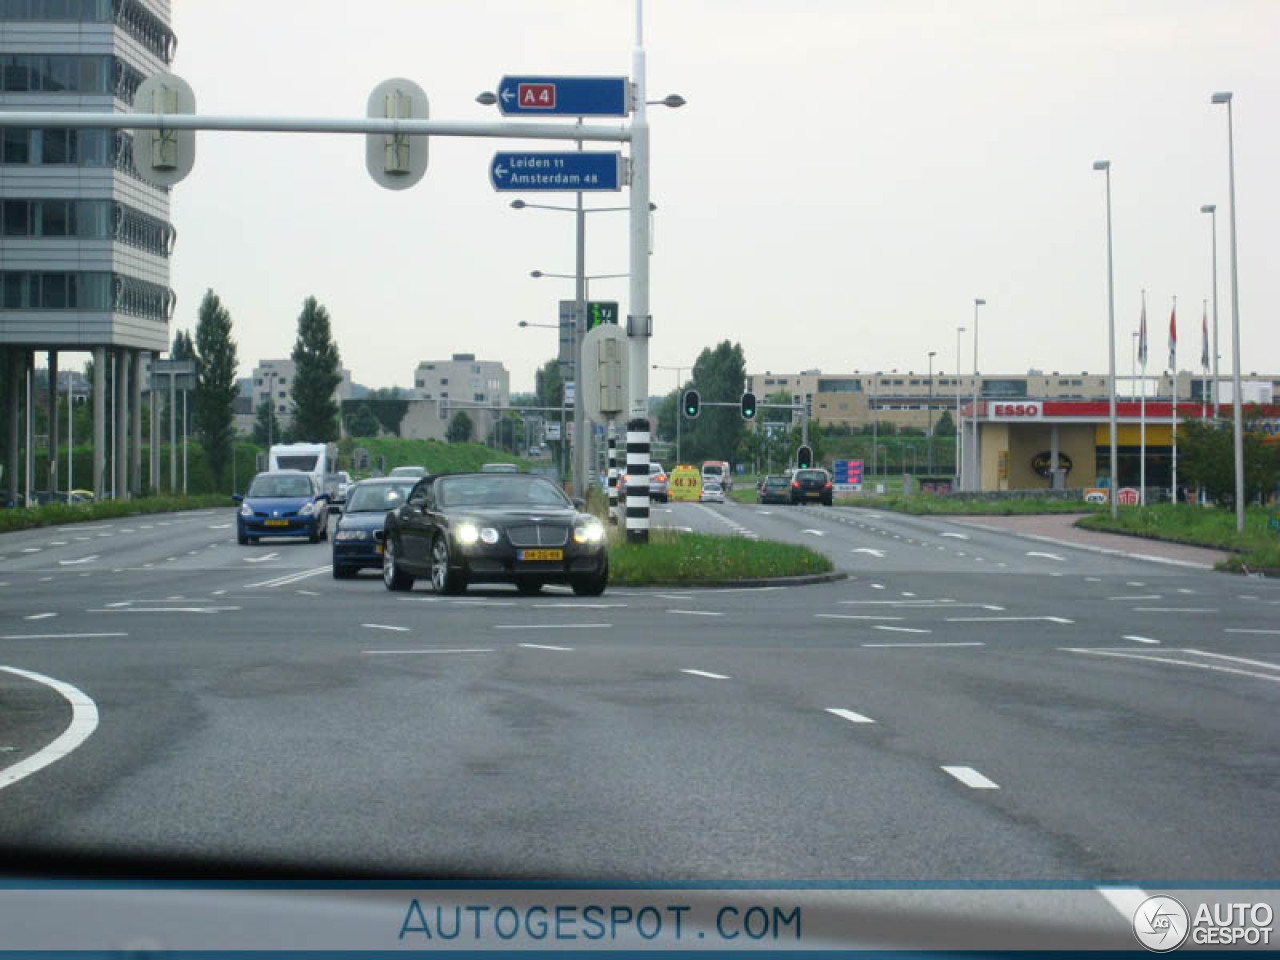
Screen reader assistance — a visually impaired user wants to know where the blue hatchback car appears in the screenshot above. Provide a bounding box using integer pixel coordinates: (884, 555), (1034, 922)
(331, 477), (418, 578)
(235, 470), (331, 544)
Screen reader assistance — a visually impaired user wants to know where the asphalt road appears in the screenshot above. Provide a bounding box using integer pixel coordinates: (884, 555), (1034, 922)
(1, 501), (1278, 887)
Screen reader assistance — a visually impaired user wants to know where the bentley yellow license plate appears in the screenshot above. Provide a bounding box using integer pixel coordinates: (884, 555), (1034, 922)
(519, 549), (563, 561)
(264, 519), (289, 527)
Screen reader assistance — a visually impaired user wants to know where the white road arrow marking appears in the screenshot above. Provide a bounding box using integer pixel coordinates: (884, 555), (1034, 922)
(243, 552), (279, 564)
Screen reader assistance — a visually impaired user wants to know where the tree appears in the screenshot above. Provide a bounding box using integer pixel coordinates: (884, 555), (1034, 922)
(171, 329), (196, 362)
(192, 289), (239, 489)
(681, 341), (748, 464)
(251, 400), (276, 446)
(935, 409), (956, 436)
(1180, 410), (1280, 508)
(535, 358), (565, 469)
(348, 402), (381, 437)
(762, 390), (793, 424)
(446, 410), (474, 444)
(289, 296), (342, 442)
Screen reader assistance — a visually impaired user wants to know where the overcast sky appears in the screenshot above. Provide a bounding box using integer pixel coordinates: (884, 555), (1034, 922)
(167, 0), (1278, 395)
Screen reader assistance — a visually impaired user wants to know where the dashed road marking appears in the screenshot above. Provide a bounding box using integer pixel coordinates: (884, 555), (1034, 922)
(825, 708), (875, 725)
(816, 614), (904, 621)
(680, 668), (730, 680)
(873, 625), (932, 634)
(362, 623), (409, 632)
(941, 766), (1000, 790)
(493, 623), (612, 630)
(1123, 635), (1160, 645)
(24, 613), (56, 621)
(519, 643), (574, 652)
(667, 609), (723, 617)
(862, 641), (984, 649)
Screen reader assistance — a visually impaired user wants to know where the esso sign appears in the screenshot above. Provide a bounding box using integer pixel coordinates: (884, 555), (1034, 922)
(991, 403), (1042, 420)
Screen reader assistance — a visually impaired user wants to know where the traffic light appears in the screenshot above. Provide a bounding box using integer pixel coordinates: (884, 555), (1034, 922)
(682, 389), (701, 419)
(740, 391), (757, 420)
(796, 445), (813, 469)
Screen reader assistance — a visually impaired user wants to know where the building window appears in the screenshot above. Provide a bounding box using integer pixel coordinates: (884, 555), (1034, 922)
(440, 377), (448, 385)
(474, 393), (485, 403)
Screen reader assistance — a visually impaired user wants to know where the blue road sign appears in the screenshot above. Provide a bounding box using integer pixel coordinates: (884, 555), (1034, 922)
(490, 151), (622, 192)
(497, 75), (630, 117)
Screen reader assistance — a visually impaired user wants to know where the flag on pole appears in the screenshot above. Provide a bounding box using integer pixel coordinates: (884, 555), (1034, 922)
(1168, 300), (1177, 372)
(1137, 295), (1147, 367)
(1201, 300), (1210, 370)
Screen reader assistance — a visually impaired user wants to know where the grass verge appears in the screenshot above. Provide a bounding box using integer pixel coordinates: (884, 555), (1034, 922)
(842, 494), (1104, 515)
(1076, 504), (1280, 572)
(608, 528), (833, 586)
(0, 494), (231, 534)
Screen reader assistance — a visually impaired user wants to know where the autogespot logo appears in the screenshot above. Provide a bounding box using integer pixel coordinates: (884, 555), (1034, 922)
(1133, 896), (1190, 952)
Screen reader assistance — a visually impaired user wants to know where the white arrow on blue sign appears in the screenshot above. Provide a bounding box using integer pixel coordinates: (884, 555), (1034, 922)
(490, 152), (622, 192)
(497, 76), (630, 117)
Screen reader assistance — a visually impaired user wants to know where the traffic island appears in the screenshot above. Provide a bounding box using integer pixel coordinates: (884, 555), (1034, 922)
(608, 529), (839, 588)
(1077, 504), (1280, 575)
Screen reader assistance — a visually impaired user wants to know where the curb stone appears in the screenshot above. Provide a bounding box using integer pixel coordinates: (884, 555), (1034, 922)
(619, 571), (848, 590)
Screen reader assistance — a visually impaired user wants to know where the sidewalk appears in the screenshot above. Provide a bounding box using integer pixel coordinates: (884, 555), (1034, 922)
(949, 513), (1231, 569)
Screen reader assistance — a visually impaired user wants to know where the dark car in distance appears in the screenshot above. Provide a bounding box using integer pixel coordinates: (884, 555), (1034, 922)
(790, 468), (834, 506)
(331, 477), (418, 578)
(757, 474), (792, 504)
(379, 473), (608, 596)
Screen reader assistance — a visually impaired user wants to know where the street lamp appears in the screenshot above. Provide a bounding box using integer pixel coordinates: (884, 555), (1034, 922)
(652, 363), (687, 464)
(1209, 91), (1245, 532)
(1200, 204), (1219, 419)
(926, 351), (936, 474)
(970, 299), (985, 491)
(955, 326), (965, 489)
(1093, 159), (1119, 519)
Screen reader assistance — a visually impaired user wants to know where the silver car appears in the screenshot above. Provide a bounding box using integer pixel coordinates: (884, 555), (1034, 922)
(649, 462), (669, 502)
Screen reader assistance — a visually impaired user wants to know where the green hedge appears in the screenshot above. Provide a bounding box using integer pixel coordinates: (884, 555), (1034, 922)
(0, 493), (232, 533)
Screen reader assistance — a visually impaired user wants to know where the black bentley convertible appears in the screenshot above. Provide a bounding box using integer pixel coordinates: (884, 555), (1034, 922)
(378, 473), (609, 596)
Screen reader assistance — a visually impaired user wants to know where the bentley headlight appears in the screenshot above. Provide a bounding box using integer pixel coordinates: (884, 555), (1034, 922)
(479, 527), (500, 545)
(455, 522), (480, 545)
(573, 520), (605, 544)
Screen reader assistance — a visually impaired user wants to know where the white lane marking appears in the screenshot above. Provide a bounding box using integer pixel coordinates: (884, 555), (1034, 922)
(0, 632), (127, 640)
(362, 623), (409, 632)
(244, 566), (329, 589)
(816, 614), (904, 621)
(1133, 607), (1218, 613)
(757, 511), (772, 516)
(653, 593), (693, 600)
(1085, 577), (1102, 582)
(48, 541), (67, 546)
(1097, 887), (1151, 923)
(1177, 588), (1195, 595)
(862, 642), (985, 648)
(852, 549), (886, 558)
(0, 667), (99, 792)
(1026, 551), (1065, 562)
(945, 616), (1074, 624)
(901, 592), (916, 598)
(535, 603), (628, 609)
(96, 533), (113, 538)
(1123, 635), (1161, 645)
(107, 602), (131, 608)
(997, 562), (1007, 568)
(519, 643), (574, 652)
(870, 583), (886, 590)
(208, 523), (232, 529)
(941, 766), (1000, 790)
(296, 589), (320, 597)
(57, 555), (99, 566)
(940, 532), (969, 540)
(826, 708), (876, 725)
(243, 552), (279, 564)
(1184, 649), (1280, 672)
(39, 577), (53, 582)
(24, 613), (56, 621)
(363, 648), (494, 655)
(680, 669), (730, 680)
(667, 609), (723, 617)
(452, 601), (515, 607)
(493, 623), (612, 630)
(1108, 595), (1162, 601)
(1063, 648), (1280, 685)
(212, 589), (227, 596)
(873, 625), (932, 634)
(21, 548), (41, 554)
(90, 606), (242, 614)
(802, 529), (826, 537)
(1126, 581), (1146, 587)
(1225, 628), (1280, 636)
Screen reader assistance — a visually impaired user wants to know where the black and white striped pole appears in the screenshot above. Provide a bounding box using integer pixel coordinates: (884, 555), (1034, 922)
(607, 423), (618, 524)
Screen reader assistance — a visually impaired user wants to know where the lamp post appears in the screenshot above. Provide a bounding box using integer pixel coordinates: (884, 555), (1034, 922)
(1211, 92), (1245, 532)
(518, 320), (569, 481)
(926, 351), (936, 474)
(530, 270), (627, 498)
(1093, 159), (1119, 519)
(652, 363), (687, 464)
(1131, 332), (1138, 402)
(955, 326), (965, 490)
(970, 300), (985, 491)
(1200, 204), (1220, 420)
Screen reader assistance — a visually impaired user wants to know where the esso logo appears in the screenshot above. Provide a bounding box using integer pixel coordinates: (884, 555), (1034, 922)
(993, 403), (1041, 419)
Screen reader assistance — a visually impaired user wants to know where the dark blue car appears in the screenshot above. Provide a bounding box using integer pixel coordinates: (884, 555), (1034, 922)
(331, 477), (418, 578)
(235, 470), (331, 545)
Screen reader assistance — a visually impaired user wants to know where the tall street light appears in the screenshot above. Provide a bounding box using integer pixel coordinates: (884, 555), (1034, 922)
(1200, 204), (1220, 419)
(926, 351), (936, 474)
(970, 299), (985, 491)
(652, 363), (687, 464)
(954, 326), (965, 490)
(1211, 91), (1245, 533)
(1093, 159), (1119, 519)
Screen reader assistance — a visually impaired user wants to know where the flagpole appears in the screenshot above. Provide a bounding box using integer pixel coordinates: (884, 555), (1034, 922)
(1170, 295), (1178, 505)
(1201, 298), (1208, 420)
(1139, 289), (1147, 506)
